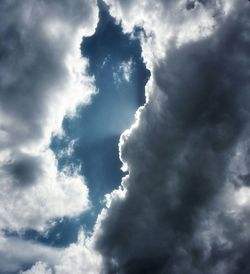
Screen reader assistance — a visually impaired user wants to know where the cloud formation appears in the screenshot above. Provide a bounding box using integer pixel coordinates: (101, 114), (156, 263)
(0, 0), (98, 231)
(21, 229), (101, 274)
(0, 233), (59, 274)
(3, 0), (250, 273)
(0, 0), (101, 272)
(94, 1), (250, 273)
(0, 229), (101, 274)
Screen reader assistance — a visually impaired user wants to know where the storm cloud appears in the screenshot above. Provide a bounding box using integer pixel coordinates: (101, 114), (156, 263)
(94, 1), (250, 273)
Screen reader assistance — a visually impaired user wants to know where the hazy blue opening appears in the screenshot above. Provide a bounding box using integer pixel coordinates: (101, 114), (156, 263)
(18, 1), (150, 248)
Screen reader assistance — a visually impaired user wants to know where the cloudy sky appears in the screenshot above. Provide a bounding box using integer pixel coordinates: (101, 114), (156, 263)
(1, 0), (250, 273)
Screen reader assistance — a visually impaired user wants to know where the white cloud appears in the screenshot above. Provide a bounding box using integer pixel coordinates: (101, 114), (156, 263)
(54, 229), (102, 274)
(0, 0), (98, 233)
(21, 262), (52, 274)
(0, 150), (90, 231)
(120, 59), (133, 82)
(105, 0), (235, 71)
(113, 59), (133, 87)
(0, 233), (60, 273)
(20, 229), (102, 274)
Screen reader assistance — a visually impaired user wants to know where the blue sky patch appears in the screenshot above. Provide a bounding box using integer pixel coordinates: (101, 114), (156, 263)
(21, 1), (149, 248)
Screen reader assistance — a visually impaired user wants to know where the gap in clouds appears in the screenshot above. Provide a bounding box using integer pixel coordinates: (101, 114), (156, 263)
(19, 0), (150, 248)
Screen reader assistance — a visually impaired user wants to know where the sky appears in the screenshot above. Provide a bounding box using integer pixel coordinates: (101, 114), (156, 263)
(1, 0), (250, 274)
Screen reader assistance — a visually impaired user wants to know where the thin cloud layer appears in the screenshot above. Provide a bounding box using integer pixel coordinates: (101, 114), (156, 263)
(21, 230), (102, 274)
(0, 234), (60, 274)
(1, 229), (101, 274)
(95, 1), (250, 273)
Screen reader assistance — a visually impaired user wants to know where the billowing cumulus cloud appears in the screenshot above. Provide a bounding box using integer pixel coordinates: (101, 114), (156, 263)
(0, 0), (98, 231)
(53, 230), (102, 274)
(0, 150), (90, 231)
(0, 0), (100, 272)
(94, 1), (250, 273)
(105, 0), (233, 71)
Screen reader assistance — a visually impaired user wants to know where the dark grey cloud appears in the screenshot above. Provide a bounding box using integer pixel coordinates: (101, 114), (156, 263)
(4, 153), (44, 187)
(95, 2), (250, 273)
